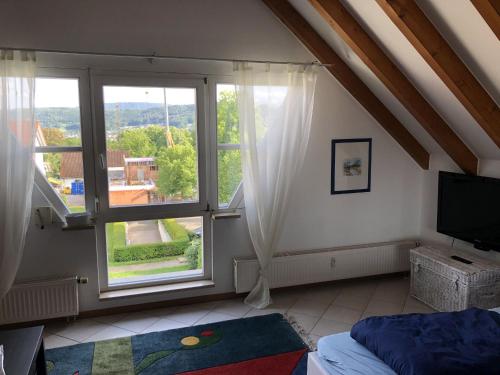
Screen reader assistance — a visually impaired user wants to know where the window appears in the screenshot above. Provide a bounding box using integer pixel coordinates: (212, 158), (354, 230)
(216, 84), (242, 208)
(215, 83), (289, 209)
(34, 77), (86, 213)
(92, 75), (210, 291)
(101, 86), (199, 207)
(106, 216), (203, 285)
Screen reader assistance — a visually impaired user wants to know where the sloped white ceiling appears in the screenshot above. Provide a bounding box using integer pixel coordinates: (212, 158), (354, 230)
(288, 0), (500, 160)
(418, 0), (500, 103)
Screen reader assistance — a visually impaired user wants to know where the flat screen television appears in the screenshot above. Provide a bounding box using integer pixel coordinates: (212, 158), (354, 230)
(437, 171), (500, 252)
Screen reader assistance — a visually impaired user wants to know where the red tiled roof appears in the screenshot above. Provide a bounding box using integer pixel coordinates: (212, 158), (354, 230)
(60, 150), (128, 178)
(107, 150), (129, 168)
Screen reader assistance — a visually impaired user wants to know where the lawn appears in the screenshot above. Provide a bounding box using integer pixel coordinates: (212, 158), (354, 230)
(108, 254), (180, 267)
(106, 222), (126, 262)
(68, 205), (86, 213)
(109, 264), (191, 279)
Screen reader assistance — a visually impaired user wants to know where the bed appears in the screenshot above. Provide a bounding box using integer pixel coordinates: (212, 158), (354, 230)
(307, 307), (500, 375)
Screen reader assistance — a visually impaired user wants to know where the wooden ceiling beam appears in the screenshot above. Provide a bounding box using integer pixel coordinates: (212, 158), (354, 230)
(309, 0), (478, 174)
(377, 0), (500, 149)
(471, 0), (500, 40)
(262, 0), (429, 170)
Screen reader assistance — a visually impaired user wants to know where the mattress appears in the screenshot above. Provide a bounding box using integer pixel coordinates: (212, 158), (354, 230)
(307, 352), (330, 375)
(310, 307), (500, 375)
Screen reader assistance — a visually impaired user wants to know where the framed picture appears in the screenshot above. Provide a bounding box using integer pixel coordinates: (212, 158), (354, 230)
(331, 138), (372, 194)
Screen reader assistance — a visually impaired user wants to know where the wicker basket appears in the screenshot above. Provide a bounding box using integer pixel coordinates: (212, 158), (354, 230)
(410, 245), (500, 312)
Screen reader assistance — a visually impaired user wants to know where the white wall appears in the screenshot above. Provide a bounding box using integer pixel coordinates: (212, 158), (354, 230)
(279, 69), (422, 251)
(5, 0), (423, 312)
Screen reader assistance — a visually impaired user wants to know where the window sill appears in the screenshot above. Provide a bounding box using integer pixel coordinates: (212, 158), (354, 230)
(99, 280), (215, 300)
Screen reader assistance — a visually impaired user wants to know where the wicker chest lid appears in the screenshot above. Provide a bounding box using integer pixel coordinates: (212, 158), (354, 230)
(410, 245), (500, 287)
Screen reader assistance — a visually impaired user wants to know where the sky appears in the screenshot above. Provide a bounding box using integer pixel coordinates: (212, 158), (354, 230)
(35, 78), (197, 108)
(35, 78), (287, 108)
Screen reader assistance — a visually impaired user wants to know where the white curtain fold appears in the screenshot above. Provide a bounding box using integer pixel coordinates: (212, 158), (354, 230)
(0, 50), (36, 301)
(235, 63), (317, 308)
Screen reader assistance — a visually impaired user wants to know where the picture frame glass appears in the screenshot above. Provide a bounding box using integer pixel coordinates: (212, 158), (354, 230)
(332, 139), (371, 193)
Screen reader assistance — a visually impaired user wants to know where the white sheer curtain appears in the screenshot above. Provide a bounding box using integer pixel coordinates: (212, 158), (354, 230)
(0, 50), (36, 301)
(235, 63), (317, 308)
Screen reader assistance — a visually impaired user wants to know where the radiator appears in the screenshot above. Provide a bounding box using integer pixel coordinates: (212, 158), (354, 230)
(0, 277), (79, 324)
(234, 240), (417, 293)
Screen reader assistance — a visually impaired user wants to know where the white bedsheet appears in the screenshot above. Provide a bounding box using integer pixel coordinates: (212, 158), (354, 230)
(316, 332), (396, 375)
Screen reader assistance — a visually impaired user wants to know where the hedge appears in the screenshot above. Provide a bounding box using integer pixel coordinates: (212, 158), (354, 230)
(113, 240), (188, 262)
(113, 239), (189, 262)
(161, 219), (190, 241)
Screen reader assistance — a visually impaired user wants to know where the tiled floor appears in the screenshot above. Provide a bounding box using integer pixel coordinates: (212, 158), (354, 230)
(43, 275), (435, 350)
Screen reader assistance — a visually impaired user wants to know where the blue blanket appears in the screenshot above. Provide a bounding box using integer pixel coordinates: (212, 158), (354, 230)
(351, 308), (500, 375)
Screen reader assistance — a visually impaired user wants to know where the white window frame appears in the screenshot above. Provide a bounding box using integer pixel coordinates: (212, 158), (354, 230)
(34, 68), (96, 218)
(208, 79), (244, 211)
(90, 71), (213, 292)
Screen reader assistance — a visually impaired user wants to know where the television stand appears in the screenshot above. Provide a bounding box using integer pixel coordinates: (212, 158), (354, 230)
(410, 245), (500, 311)
(473, 243), (491, 251)
(472, 240), (500, 252)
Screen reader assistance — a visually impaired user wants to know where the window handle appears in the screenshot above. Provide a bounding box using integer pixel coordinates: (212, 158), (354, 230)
(99, 153), (106, 170)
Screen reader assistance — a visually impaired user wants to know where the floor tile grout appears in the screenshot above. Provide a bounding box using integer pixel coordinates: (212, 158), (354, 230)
(44, 276), (430, 349)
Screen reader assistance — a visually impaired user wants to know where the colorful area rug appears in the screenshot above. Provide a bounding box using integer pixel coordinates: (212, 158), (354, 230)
(45, 313), (309, 374)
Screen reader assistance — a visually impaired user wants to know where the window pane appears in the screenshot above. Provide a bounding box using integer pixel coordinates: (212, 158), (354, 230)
(35, 152), (85, 213)
(103, 86), (199, 207)
(217, 84), (242, 208)
(216, 84), (239, 144)
(106, 216), (203, 285)
(35, 78), (81, 146)
(217, 149), (242, 208)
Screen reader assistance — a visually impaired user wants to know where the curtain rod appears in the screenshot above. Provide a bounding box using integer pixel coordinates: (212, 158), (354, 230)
(0, 46), (332, 67)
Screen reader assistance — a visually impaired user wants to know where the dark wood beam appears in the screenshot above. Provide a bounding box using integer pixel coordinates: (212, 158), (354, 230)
(471, 0), (500, 40)
(309, 0), (478, 174)
(262, 0), (429, 169)
(377, 0), (500, 149)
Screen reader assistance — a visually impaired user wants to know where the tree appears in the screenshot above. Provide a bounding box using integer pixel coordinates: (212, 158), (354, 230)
(218, 149), (242, 205)
(42, 127), (65, 146)
(156, 144), (197, 199)
(217, 91), (239, 144)
(114, 128), (156, 157)
(170, 126), (195, 147)
(44, 153), (62, 178)
(144, 125), (168, 154)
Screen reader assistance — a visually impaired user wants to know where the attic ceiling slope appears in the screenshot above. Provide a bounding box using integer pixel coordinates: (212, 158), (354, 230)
(471, 0), (500, 40)
(262, 0), (430, 169)
(377, 0), (500, 149)
(309, 0), (478, 175)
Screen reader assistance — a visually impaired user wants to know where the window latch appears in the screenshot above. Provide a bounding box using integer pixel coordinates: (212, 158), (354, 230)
(99, 153), (106, 170)
(94, 197), (100, 213)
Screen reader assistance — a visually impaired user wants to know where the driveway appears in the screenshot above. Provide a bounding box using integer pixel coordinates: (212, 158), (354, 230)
(127, 220), (162, 245)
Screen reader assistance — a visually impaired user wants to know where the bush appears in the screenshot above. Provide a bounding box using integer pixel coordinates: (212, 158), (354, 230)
(161, 219), (191, 241)
(113, 240), (189, 262)
(184, 238), (201, 270)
